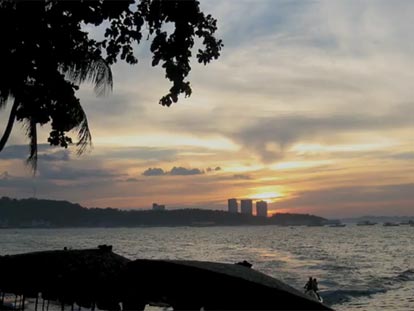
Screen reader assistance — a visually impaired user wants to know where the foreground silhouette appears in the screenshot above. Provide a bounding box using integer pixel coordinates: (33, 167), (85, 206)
(0, 247), (333, 310)
(0, 0), (223, 169)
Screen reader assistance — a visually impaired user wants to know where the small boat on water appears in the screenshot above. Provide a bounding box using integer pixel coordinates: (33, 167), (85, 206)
(329, 224), (346, 227)
(307, 223), (325, 227)
(383, 222), (400, 227)
(356, 221), (377, 226)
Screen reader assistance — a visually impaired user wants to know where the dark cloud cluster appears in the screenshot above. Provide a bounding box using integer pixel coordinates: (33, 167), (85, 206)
(142, 166), (209, 177)
(142, 167), (166, 176)
(170, 167), (204, 176)
(206, 166), (221, 172)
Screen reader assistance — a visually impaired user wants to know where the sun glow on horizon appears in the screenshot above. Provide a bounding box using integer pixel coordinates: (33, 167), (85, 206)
(250, 191), (283, 203)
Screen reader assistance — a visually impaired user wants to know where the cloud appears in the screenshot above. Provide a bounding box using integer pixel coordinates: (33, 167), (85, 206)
(231, 103), (414, 162)
(0, 145), (28, 160)
(169, 167), (204, 176)
(0, 174), (60, 195)
(123, 178), (141, 182)
(200, 0), (316, 48)
(38, 163), (122, 181)
(142, 166), (205, 176)
(232, 174), (252, 180)
(78, 89), (148, 132)
(0, 144), (71, 162)
(0, 145), (52, 160)
(39, 150), (70, 162)
(2, 0), (414, 217)
(206, 166), (222, 172)
(98, 147), (178, 161)
(387, 152), (414, 160)
(142, 168), (166, 176)
(275, 183), (414, 217)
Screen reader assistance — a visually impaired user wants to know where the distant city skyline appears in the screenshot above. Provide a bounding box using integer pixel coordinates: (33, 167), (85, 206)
(227, 198), (269, 217)
(1, 1), (413, 218)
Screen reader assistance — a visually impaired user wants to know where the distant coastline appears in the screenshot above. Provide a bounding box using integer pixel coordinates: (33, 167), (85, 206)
(340, 215), (414, 224)
(0, 197), (326, 228)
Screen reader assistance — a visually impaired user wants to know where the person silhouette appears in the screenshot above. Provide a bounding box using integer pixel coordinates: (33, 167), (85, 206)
(312, 278), (319, 290)
(304, 277), (322, 302)
(312, 278), (321, 300)
(304, 277), (313, 291)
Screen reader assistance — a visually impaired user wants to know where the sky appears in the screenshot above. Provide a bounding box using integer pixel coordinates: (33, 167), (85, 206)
(1, 0), (413, 218)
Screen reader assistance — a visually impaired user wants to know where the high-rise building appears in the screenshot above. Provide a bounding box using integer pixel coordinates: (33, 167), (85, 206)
(152, 203), (166, 211)
(256, 200), (268, 217)
(228, 198), (238, 213)
(240, 199), (253, 215)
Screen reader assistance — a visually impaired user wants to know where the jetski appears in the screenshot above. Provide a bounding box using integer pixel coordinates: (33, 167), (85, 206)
(305, 289), (323, 303)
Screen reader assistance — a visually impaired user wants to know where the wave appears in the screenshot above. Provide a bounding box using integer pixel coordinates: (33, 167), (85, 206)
(308, 263), (357, 272)
(394, 269), (414, 282)
(375, 269), (414, 287)
(323, 269), (414, 306)
(322, 288), (386, 305)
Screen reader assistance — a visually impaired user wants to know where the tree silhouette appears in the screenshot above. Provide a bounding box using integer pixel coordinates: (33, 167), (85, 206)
(0, 0), (222, 170)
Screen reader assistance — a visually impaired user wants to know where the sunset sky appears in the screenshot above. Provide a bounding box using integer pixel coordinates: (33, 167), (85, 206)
(1, 0), (413, 218)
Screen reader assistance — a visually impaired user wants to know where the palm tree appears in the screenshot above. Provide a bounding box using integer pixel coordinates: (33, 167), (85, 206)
(0, 1), (113, 171)
(0, 0), (222, 172)
(0, 54), (113, 171)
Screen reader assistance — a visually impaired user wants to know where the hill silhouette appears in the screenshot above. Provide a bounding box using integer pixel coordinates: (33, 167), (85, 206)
(0, 197), (326, 228)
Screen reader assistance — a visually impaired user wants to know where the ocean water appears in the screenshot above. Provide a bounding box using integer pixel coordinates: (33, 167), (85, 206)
(0, 225), (413, 310)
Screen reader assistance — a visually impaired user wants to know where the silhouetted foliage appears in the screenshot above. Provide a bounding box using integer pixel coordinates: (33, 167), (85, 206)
(0, 0), (223, 169)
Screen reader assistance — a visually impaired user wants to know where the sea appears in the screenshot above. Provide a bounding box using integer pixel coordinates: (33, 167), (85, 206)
(0, 225), (413, 310)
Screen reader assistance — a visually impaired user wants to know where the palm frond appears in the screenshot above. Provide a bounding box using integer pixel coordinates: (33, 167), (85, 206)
(65, 58), (113, 96)
(75, 105), (92, 156)
(92, 58), (113, 96)
(25, 117), (38, 173)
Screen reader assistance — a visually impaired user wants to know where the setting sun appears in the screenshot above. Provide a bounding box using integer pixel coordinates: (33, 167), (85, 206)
(251, 192), (283, 203)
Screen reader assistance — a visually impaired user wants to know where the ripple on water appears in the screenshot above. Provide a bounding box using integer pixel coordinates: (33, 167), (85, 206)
(0, 225), (413, 310)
